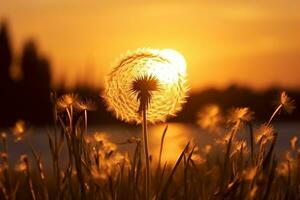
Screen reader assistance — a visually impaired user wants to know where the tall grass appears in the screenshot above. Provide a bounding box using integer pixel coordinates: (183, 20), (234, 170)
(0, 91), (299, 200)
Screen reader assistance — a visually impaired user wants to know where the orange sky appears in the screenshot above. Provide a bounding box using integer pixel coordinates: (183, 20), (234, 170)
(1, 0), (300, 91)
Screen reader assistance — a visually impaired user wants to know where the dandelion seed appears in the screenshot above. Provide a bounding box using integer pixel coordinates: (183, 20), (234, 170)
(103, 48), (188, 124)
(280, 91), (296, 114)
(268, 91), (296, 125)
(197, 104), (223, 133)
(57, 93), (79, 110)
(290, 136), (298, 150)
(12, 120), (26, 142)
(255, 124), (275, 145)
(75, 99), (97, 111)
(228, 107), (254, 125)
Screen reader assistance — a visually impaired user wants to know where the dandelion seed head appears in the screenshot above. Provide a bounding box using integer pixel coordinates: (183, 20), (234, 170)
(57, 93), (79, 109)
(197, 104), (223, 133)
(103, 48), (189, 124)
(280, 91), (296, 113)
(255, 124), (275, 145)
(75, 99), (97, 111)
(228, 107), (254, 124)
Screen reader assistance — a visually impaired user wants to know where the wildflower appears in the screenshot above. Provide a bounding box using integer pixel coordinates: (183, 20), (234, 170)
(197, 104), (223, 133)
(103, 48), (188, 124)
(279, 91), (296, 114)
(255, 124), (275, 145)
(57, 93), (79, 110)
(75, 99), (97, 111)
(227, 107), (254, 125)
(12, 120), (26, 142)
(290, 136), (298, 151)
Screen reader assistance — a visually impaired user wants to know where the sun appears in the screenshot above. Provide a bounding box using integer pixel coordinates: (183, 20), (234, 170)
(160, 49), (187, 75)
(147, 49), (187, 84)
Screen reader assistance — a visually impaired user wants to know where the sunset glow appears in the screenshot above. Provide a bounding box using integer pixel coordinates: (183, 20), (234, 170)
(1, 0), (300, 91)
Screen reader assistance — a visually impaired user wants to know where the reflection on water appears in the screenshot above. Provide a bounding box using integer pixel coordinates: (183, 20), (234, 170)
(1, 122), (299, 171)
(149, 123), (193, 164)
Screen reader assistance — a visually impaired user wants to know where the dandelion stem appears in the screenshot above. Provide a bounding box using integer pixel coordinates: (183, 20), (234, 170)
(84, 109), (88, 135)
(267, 104), (282, 126)
(247, 123), (254, 166)
(142, 105), (151, 200)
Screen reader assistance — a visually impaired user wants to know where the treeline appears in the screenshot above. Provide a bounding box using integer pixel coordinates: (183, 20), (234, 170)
(0, 21), (52, 126)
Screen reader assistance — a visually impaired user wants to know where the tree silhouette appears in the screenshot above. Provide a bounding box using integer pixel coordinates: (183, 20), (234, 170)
(0, 20), (16, 125)
(20, 40), (52, 124)
(0, 21), (12, 84)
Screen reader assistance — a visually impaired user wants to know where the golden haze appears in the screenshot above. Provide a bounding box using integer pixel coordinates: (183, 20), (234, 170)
(1, 0), (300, 91)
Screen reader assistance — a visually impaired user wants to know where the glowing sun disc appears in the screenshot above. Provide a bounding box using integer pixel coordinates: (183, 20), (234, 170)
(160, 49), (187, 75)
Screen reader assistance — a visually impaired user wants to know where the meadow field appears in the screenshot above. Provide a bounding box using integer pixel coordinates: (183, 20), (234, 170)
(0, 90), (299, 200)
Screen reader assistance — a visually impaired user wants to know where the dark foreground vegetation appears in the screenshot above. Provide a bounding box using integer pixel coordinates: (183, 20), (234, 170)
(0, 92), (299, 200)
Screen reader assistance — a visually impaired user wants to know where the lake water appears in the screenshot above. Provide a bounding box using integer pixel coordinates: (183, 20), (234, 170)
(1, 122), (300, 171)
